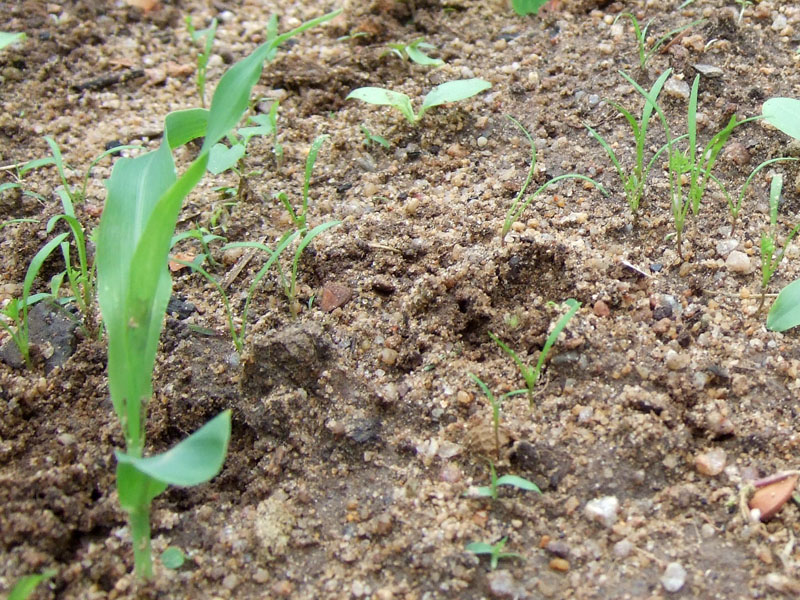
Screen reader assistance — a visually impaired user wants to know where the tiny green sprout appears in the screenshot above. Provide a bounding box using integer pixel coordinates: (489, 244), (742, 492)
(759, 175), (800, 313)
(489, 298), (581, 407)
(346, 79), (492, 125)
(360, 124), (390, 148)
(501, 116), (606, 243)
(469, 460), (541, 501)
(7, 568), (56, 600)
(614, 13), (705, 71)
(466, 537), (524, 570)
(161, 546), (186, 570)
(469, 373), (527, 460)
(511, 0), (549, 17)
(0, 31), (26, 52)
(383, 38), (444, 67)
(735, 0), (753, 25)
(186, 16), (218, 107)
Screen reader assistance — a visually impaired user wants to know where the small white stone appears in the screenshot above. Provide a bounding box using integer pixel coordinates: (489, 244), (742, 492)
(664, 78), (691, 100)
(613, 539), (633, 558)
(664, 350), (690, 371)
(695, 448), (727, 476)
(661, 562), (687, 592)
(726, 250), (753, 274)
(716, 238), (739, 257)
(477, 136), (488, 147)
(584, 496), (619, 528)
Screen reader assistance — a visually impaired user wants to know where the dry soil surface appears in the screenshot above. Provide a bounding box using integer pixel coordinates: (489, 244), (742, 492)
(3, 0), (800, 598)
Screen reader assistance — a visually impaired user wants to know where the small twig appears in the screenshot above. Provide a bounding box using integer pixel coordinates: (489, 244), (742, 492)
(222, 236), (267, 290)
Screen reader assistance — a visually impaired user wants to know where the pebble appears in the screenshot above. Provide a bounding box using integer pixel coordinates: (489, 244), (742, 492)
(664, 350), (690, 371)
(476, 136), (488, 148)
(549, 558), (569, 572)
(380, 348), (399, 365)
(487, 570), (519, 598)
(725, 250), (753, 274)
(693, 64), (723, 78)
(723, 142), (750, 166)
(613, 539), (633, 558)
(319, 282), (353, 312)
(695, 448), (727, 476)
(545, 540), (570, 558)
(715, 239), (739, 257)
(593, 300), (610, 317)
(661, 562), (687, 592)
(584, 496), (619, 528)
(222, 574), (239, 590)
(664, 78), (690, 100)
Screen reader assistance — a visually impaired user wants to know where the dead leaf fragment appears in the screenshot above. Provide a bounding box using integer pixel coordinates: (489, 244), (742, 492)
(125, 0), (159, 12)
(319, 283), (352, 312)
(168, 252), (196, 272)
(749, 474), (799, 521)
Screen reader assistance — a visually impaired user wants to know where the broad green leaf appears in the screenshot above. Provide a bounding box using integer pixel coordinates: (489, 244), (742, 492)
(7, 569), (56, 600)
(511, 0), (549, 16)
(421, 79), (492, 113)
(161, 546), (186, 569)
(767, 278), (800, 331)
(208, 143), (246, 174)
(347, 87), (416, 123)
(763, 98), (800, 141)
(495, 474), (541, 493)
(165, 108), (209, 149)
(116, 410), (231, 487)
(116, 462), (168, 511)
(0, 31), (25, 52)
(405, 42), (444, 66)
(238, 113), (276, 141)
(465, 541), (495, 554)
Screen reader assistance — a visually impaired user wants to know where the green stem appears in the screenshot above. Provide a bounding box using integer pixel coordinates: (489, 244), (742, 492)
(130, 506), (154, 580)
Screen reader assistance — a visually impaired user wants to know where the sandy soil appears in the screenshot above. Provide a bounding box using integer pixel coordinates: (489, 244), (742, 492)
(3, 0), (800, 598)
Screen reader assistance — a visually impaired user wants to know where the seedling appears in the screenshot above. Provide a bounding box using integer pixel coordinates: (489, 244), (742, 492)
(360, 124), (390, 148)
(759, 175), (800, 312)
(501, 116), (607, 243)
(466, 537), (524, 570)
(511, 0), (549, 16)
(762, 97), (800, 140)
(160, 546), (186, 569)
(489, 298), (581, 407)
(274, 134), (328, 231)
(6, 568), (56, 600)
(735, 0), (753, 25)
(186, 16), (218, 107)
(0, 31), (25, 52)
(95, 9), (340, 579)
(614, 13), (705, 70)
(585, 69), (673, 217)
(469, 373), (527, 460)
(346, 78), (491, 125)
(468, 460), (540, 501)
(383, 38), (444, 67)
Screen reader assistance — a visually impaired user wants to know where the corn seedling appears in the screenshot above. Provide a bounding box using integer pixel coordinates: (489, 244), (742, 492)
(186, 16), (218, 107)
(469, 373), (527, 460)
(1, 233), (68, 368)
(511, 0), (549, 16)
(275, 134), (328, 231)
(489, 298), (581, 407)
(383, 38), (444, 67)
(614, 13), (705, 70)
(501, 117), (607, 243)
(346, 78), (491, 125)
(7, 568), (56, 600)
(466, 537), (524, 570)
(759, 175), (800, 313)
(0, 31), (25, 52)
(95, 9), (340, 579)
(585, 69), (673, 217)
(360, 124), (390, 148)
(472, 460), (540, 500)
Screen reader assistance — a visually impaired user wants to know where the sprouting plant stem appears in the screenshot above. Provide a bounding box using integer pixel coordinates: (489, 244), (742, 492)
(130, 507), (154, 580)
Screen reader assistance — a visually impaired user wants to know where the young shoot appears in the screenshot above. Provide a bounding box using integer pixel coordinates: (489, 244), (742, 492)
(466, 537), (524, 571)
(467, 460), (540, 501)
(346, 79), (491, 125)
(186, 16), (218, 107)
(489, 298), (581, 407)
(469, 373), (527, 460)
(383, 38), (444, 67)
(614, 13), (705, 70)
(501, 117), (607, 243)
(275, 134), (328, 231)
(0, 31), (26, 52)
(759, 174), (800, 312)
(360, 124), (390, 148)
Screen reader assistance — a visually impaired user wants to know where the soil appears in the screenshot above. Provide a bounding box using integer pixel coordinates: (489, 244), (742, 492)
(3, 0), (800, 598)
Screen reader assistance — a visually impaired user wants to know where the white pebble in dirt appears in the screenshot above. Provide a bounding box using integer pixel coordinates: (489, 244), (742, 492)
(584, 496), (619, 528)
(661, 562), (687, 593)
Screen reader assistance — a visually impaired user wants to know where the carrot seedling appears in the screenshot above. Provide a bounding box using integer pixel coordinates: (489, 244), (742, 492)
(466, 537), (524, 570)
(469, 373), (527, 460)
(614, 13), (704, 71)
(186, 16), (218, 107)
(489, 298), (581, 407)
(346, 79), (491, 125)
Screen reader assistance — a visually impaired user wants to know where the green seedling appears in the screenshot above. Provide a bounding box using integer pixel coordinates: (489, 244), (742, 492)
(735, 0), (753, 25)
(586, 69), (673, 217)
(502, 116), (607, 243)
(614, 13), (705, 70)
(489, 298), (581, 407)
(96, 9), (340, 580)
(171, 226), (226, 267)
(0, 217), (38, 230)
(186, 16), (218, 107)
(469, 373), (527, 460)
(275, 134), (328, 231)
(0, 31), (25, 52)
(160, 546), (186, 570)
(511, 0), (549, 16)
(1, 233), (68, 368)
(466, 537), (524, 570)
(469, 460), (540, 501)
(759, 175), (800, 312)
(383, 38), (444, 67)
(346, 78), (491, 125)
(360, 124), (390, 148)
(7, 568), (56, 600)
